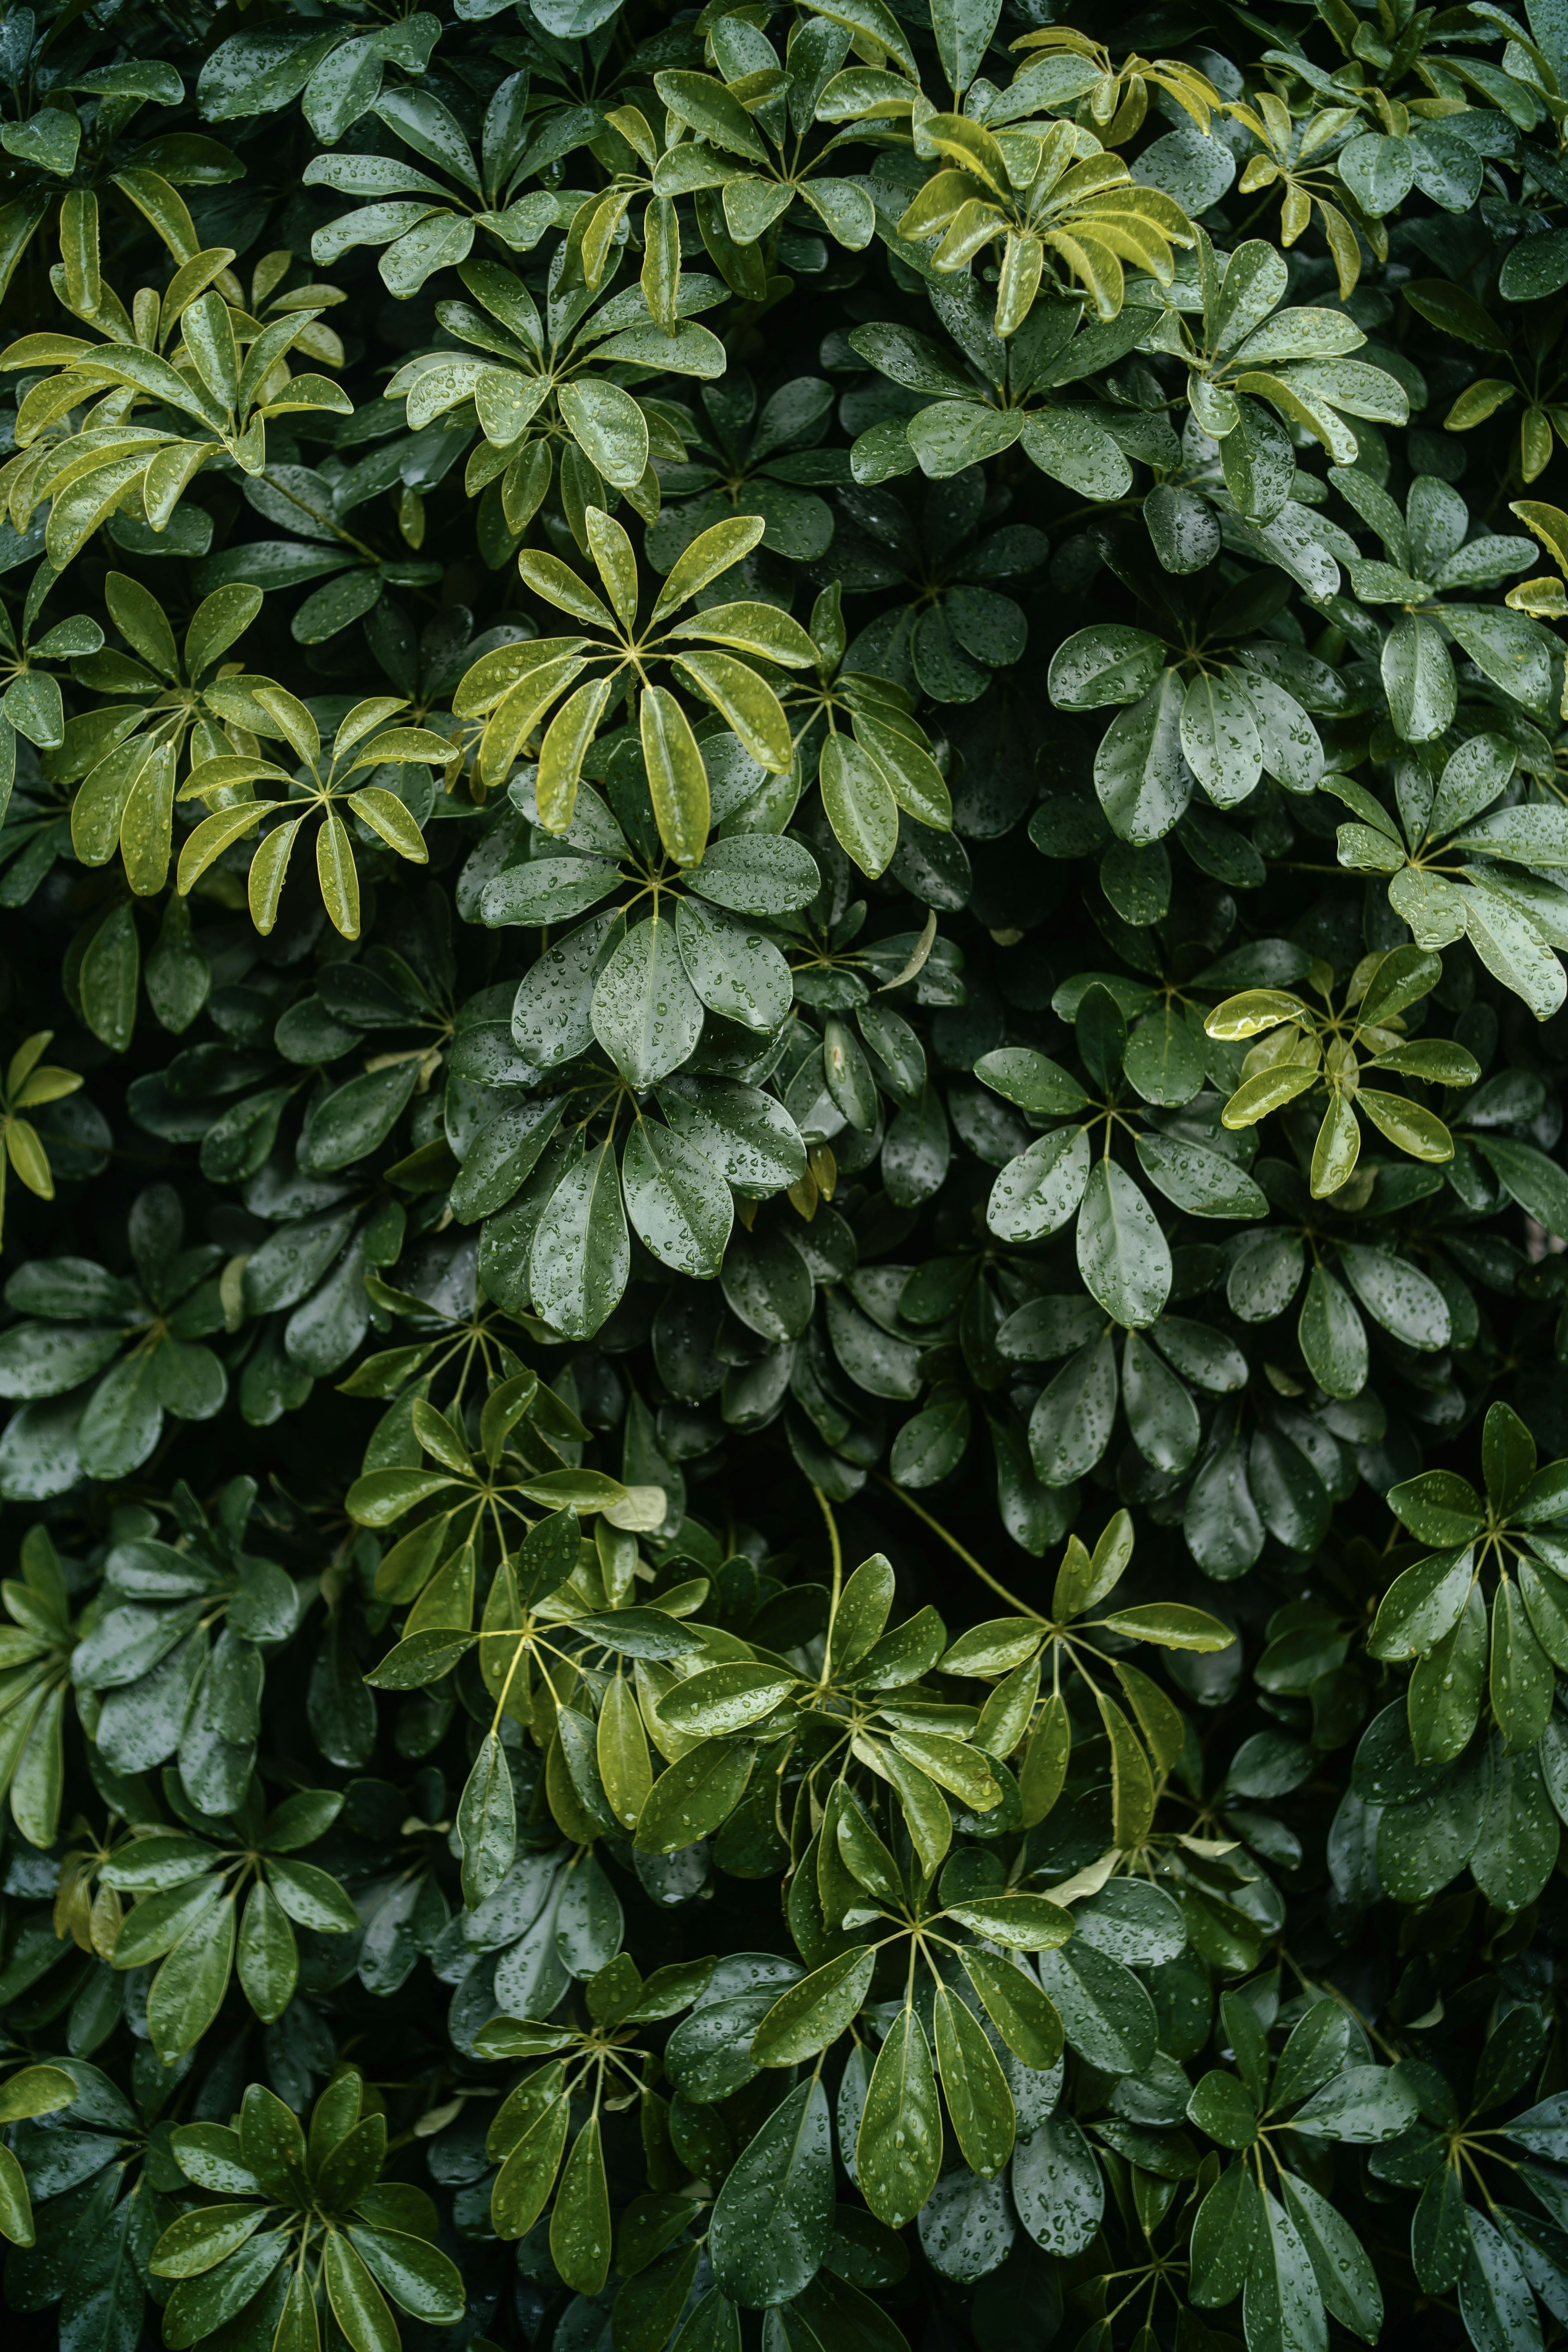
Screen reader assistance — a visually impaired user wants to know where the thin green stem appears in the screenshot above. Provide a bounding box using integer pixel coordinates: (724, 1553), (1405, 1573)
(873, 1473), (1042, 1619)
(815, 1483), (844, 1626)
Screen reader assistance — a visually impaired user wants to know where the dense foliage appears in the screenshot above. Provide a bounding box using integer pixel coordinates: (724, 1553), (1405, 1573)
(7, 4), (1568, 2352)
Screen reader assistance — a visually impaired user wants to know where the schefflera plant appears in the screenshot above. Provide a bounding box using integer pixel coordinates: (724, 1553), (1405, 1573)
(1183, 1989), (1419, 2352)
(0, 2060), (76, 2247)
(1367, 1400), (1568, 1766)
(454, 506), (818, 862)
(1329, 724), (1568, 1023)
(16, 7), (1568, 2352)
(0, 233), (352, 570)
(151, 2070), (465, 2352)
(97, 1775), (362, 2062)
(474, 1951), (719, 2283)
(175, 688), (454, 940)
(893, 110), (1198, 334)
(58, 571), (279, 898)
(0, 1526), (80, 1848)
(67, 1475), (315, 1821)
(0, 1031), (83, 1247)
(1204, 944), (1481, 1196)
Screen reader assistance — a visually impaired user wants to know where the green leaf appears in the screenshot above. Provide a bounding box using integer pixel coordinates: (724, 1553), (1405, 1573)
(298, 1061), (419, 1172)
(939, 1617), (1042, 1675)
(491, 2093), (569, 2239)
(1519, 1557), (1568, 1670)
(450, 1099), (566, 1224)
(1368, 1546), (1474, 1661)
(612, 2242), (701, 2352)
(670, 2292), (743, 2352)
(1410, 1580), (1488, 1763)
(317, 2114), (387, 2209)
(1412, 2164), (1471, 2293)
(558, 383), (648, 488)
(348, 2225), (465, 2324)
(458, 1730), (516, 1905)
(659, 1074), (806, 1193)
(363, 1626), (477, 1689)
(1338, 1243), (1451, 1349)
(976, 1047), (1089, 1118)
(1377, 1746), (1486, 1902)
(1076, 1162), (1171, 1328)
(857, 2005), (942, 2228)
(1018, 1690), (1072, 1829)
(823, 1555), (890, 1677)
(550, 2114), (612, 2295)
(961, 1947), (1064, 2068)
(1122, 1327), (1199, 1474)
(0, 2064), (74, 2129)
(1011, 2116), (1102, 2256)
(574, 1607), (704, 1661)
(1055, 1511), (1133, 1616)
(1244, 2189), (1327, 2352)
(529, 1138), (630, 1339)
(662, 1662), (797, 1735)
(1036, 1941), (1157, 2071)
(592, 915), (705, 1090)
(1123, 1009), (1207, 1109)
(235, 1881), (297, 2022)
(889, 1727), (999, 1810)
(621, 1118), (732, 1278)
(1188, 2069), (1258, 2148)
(751, 1946), (876, 2065)
(240, 2080), (307, 2195)
(1298, 1264), (1367, 1399)
(635, 1737), (754, 1853)
(1491, 1575), (1555, 1751)
(1136, 1132), (1268, 1219)
(654, 70), (770, 162)
(1280, 2172), (1383, 2342)
(148, 1895), (236, 2059)
(880, 1744), (953, 1877)
(987, 1127), (1091, 1244)
(933, 1983), (1015, 2177)
(1191, 2163), (1261, 2306)
(675, 895), (791, 1034)
(708, 2078), (835, 2307)
(1475, 1136), (1568, 1243)
(597, 1673), (653, 1831)
(640, 684), (710, 866)
(163, 2232), (290, 2348)
(171, 2123), (265, 2198)
(1099, 1603), (1235, 1650)
(1095, 672), (1190, 846)
(324, 2230), (399, 2352)
(1459, 2212), (1542, 2352)
(151, 2203), (272, 2281)
(1472, 1740), (1560, 1911)
(942, 1892), (1073, 1949)
(1027, 1331), (1118, 1487)
(1291, 2064), (1419, 2142)
(1180, 671), (1263, 806)
(1051, 624), (1167, 710)
(1272, 2001), (1352, 2109)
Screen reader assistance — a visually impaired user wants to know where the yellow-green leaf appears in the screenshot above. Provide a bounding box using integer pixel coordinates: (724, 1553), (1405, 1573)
(639, 684), (709, 867)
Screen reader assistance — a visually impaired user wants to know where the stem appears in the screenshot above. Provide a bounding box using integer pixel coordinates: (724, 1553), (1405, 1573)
(1279, 1947), (1402, 2062)
(873, 1473), (1043, 1619)
(1042, 493), (1143, 533)
(815, 1484), (844, 1655)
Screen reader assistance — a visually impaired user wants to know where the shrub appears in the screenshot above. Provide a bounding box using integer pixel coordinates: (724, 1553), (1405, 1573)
(1, 7), (1568, 2352)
